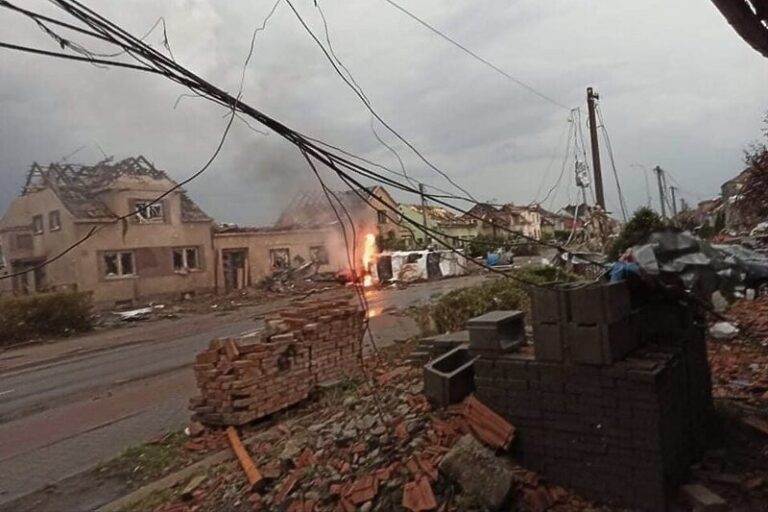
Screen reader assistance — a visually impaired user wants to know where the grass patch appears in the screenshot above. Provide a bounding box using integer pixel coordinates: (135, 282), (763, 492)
(98, 431), (189, 483)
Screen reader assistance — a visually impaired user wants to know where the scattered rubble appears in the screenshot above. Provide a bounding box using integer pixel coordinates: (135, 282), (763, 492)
(727, 295), (768, 345)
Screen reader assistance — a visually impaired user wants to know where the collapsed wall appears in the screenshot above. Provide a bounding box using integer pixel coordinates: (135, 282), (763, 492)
(469, 282), (714, 511)
(189, 297), (365, 426)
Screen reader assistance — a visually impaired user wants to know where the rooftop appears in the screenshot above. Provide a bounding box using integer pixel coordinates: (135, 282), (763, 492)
(21, 156), (212, 222)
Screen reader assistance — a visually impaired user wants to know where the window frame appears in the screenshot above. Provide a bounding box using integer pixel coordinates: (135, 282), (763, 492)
(103, 250), (137, 279)
(32, 215), (44, 235)
(309, 245), (329, 265)
(377, 210), (388, 224)
(172, 246), (202, 272)
(269, 248), (290, 269)
(49, 210), (61, 232)
(132, 199), (166, 223)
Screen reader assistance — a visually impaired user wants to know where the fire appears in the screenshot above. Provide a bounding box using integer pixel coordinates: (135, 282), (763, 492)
(361, 233), (376, 287)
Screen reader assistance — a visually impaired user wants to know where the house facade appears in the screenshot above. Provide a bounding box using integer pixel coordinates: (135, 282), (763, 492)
(212, 225), (346, 292)
(0, 157), (215, 306)
(397, 204), (478, 248)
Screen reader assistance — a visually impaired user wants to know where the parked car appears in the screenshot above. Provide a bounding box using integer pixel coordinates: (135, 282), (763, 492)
(712, 244), (768, 295)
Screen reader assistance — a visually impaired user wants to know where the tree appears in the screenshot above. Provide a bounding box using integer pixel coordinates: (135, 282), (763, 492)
(736, 112), (768, 228)
(607, 207), (666, 260)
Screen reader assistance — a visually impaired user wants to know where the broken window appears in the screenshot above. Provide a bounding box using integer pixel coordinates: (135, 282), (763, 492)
(103, 251), (136, 277)
(377, 210), (388, 224)
(173, 247), (201, 271)
(309, 245), (329, 264)
(133, 200), (164, 223)
(269, 248), (290, 269)
(49, 210), (61, 231)
(33, 215), (44, 234)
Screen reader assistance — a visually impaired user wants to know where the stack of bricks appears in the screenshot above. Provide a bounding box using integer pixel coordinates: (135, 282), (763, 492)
(470, 282), (714, 511)
(189, 296), (365, 426)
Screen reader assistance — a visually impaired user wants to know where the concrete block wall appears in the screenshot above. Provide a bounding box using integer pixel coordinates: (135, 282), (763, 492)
(471, 284), (715, 511)
(189, 297), (364, 426)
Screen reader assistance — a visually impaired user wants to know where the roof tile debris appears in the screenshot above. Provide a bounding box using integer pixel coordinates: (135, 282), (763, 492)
(402, 475), (437, 511)
(21, 156), (212, 222)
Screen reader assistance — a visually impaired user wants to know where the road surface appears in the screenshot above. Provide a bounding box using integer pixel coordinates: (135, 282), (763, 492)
(0, 275), (486, 507)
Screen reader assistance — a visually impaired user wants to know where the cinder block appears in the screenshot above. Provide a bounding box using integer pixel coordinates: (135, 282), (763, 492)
(468, 310), (525, 354)
(423, 344), (479, 407)
(569, 281), (630, 325)
(533, 323), (565, 362)
(568, 324), (604, 365)
(531, 285), (569, 324)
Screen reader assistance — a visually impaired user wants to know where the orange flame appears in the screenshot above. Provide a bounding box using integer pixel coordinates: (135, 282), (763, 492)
(362, 233), (376, 287)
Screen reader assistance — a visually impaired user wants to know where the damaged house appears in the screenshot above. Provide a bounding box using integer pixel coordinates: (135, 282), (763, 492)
(0, 157), (215, 306)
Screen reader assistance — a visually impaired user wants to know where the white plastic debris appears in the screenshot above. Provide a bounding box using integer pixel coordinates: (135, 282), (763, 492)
(709, 321), (739, 340)
(114, 307), (152, 321)
(711, 291), (728, 313)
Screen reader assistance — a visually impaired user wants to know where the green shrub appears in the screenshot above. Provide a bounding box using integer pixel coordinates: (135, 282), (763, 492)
(430, 266), (579, 333)
(0, 292), (93, 345)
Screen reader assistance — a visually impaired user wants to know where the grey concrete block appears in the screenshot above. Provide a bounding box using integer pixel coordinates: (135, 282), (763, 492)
(531, 286), (569, 324)
(568, 324), (604, 365)
(468, 310), (525, 354)
(533, 323), (565, 362)
(569, 282), (630, 325)
(423, 344), (478, 407)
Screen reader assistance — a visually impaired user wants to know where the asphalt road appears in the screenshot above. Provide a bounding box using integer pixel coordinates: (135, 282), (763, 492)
(0, 274), (486, 506)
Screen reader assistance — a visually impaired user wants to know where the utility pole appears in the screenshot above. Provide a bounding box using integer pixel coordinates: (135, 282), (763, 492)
(418, 183), (430, 246)
(586, 87), (605, 210)
(653, 166), (667, 219)
(669, 186), (678, 218)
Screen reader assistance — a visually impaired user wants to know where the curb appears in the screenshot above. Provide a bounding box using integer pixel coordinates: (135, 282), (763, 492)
(97, 449), (234, 512)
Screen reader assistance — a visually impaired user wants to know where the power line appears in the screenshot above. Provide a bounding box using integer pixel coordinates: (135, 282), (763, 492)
(0, 0), (610, 280)
(283, 0), (477, 201)
(595, 104), (628, 222)
(380, 0), (571, 110)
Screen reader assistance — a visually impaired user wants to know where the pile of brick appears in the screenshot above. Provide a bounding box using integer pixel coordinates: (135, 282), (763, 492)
(189, 297), (365, 426)
(469, 282), (714, 511)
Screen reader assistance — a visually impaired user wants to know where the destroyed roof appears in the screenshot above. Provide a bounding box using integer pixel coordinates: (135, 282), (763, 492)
(462, 203), (510, 226)
(276, 186), (392, 227)
(400, 204), (475, 225)
(21, 156), (212, 222)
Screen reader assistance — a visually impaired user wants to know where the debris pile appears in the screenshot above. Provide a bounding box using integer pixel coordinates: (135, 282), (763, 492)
(189, 298), (364, 426)
(162, 352), (600, 512)
(727, 296), (768, 344)
(708, 341), (768, 403)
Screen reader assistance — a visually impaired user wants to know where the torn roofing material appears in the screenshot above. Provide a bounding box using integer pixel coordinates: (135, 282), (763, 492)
(21, 155), (212, 222)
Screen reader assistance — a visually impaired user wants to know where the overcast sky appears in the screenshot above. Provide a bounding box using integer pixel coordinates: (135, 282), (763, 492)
(1, 0), (767, 225)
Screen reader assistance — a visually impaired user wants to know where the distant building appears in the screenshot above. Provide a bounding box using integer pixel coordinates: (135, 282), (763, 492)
(398, 204), (477, 248)
(0, 157), (215, 305)
(277, 186), (411, 250)
(461, 203), (542, 240)
(720, 168), (751, 230)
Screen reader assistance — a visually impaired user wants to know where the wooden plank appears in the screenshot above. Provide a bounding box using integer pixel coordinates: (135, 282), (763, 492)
(226, 426), (262, 488)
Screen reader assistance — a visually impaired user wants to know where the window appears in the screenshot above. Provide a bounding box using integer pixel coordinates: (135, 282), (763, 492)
(133, 200), (165, 223)
(377, 210), (388, 224)
(33, 215), (44, 234)
(173, 247), (201, 271)
(16, 234), (33, 250)
(104, 251), (136, 278)
(49, 210), (61, 231)
(269, 248), (290, 269)
(309, 245), (329, 264)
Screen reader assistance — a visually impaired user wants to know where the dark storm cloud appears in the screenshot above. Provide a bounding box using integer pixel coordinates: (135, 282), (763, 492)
(1, 0), (767, 224)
